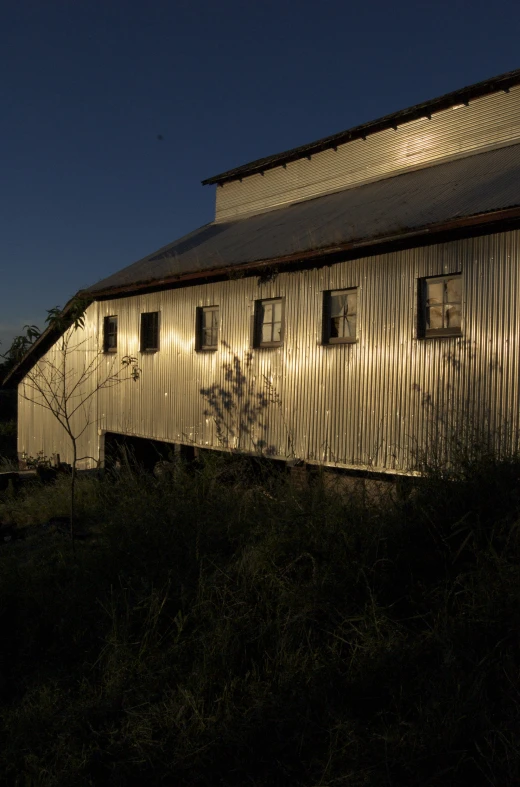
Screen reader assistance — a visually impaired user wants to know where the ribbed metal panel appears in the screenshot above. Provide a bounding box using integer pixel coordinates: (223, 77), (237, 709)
(17, 303), (100, 469)
(215, 87), (520, 220)
(19, 230), (520, 474)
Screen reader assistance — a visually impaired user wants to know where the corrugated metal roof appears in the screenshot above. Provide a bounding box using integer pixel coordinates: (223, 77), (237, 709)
(86, 143), (520, 296)
(202, 68), (520, 185)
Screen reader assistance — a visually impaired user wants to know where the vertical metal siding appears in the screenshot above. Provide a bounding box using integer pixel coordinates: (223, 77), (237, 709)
(19, 230), (520, 474)
(215, 87), (520, 220)
(18, 303), (101, 468)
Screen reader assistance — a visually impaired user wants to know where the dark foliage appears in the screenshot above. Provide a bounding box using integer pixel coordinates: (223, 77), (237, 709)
(0, 451), (519, 786)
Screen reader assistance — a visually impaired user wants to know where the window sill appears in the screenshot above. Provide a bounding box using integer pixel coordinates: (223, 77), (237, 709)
(141, 349), (159, 354)
(197, 347), (218, 353)
(422, 329), (462, 339)
(255, 343), (283, 349)
(104, 349), (118, 354)
(325, 338), (357, 345)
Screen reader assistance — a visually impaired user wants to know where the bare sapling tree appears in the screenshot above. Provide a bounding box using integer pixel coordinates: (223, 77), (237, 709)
(19, 298), (141, 549)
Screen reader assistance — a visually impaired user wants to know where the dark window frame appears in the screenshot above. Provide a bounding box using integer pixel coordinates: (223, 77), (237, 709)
(323, 288), (358, 345)
(419, 273), (462, 338)
(254, 298), (285, 348)
(196, 305), (220, 351)
(140, 311), (160, 352)
(103, 315), (118, 353)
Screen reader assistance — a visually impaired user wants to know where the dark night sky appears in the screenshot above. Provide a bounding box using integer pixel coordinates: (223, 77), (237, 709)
(1, 0), (519, 351)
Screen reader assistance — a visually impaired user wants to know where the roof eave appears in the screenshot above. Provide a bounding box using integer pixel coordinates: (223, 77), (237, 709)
(2, 298), (80, 389)
(202, 68), (520, 186)
(81, 205), (520, 300)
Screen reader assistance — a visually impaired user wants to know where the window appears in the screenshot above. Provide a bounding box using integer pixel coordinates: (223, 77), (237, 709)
(197, 306), (219, 350)
(103, 315), (118, 352)
(254, 298), (284, 347)
(323, 288), (357, 344)
(420, 274), (462, 337)
(140, 311), (160, 351)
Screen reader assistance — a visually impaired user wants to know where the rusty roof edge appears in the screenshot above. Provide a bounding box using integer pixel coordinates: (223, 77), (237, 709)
(202, 68), (520, 186)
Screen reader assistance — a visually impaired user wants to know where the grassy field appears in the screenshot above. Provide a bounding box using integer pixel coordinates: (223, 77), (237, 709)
(0, 450), (519, 786)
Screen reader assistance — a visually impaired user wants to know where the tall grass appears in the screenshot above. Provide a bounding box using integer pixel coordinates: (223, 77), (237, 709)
(0, 450), (519, 786)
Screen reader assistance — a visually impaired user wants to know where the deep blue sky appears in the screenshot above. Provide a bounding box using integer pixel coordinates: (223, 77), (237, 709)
(1, 0), (519, 352)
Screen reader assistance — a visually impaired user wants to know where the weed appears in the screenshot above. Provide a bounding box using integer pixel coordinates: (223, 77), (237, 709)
(0, 450), (519, 785)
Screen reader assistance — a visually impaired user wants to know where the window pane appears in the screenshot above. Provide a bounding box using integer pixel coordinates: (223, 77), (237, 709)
(347, 292), (357, 316)
(257, 300), (283, 345)
(330, 317), (341, 338)
(445, 304), (461, 329)
(141, 312), (159, 350)
(104, 317), (117, 350)
(427, 305), (443, 329)
(427, 281), (444, 306)
(328, 290), (356, 341)
(199, 307), (218, 348)
(446, 276), (461, 303)
(330, 294), (345, 318)
(202, 316), (219, 346)
(205, 309), (218, 330)
(261, 322), (272, 343)
(423, 275), (461, 333)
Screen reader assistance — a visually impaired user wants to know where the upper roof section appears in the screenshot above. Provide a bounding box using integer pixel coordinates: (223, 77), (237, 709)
(205, 69), (520, 222)
(204, 68), (520, 185)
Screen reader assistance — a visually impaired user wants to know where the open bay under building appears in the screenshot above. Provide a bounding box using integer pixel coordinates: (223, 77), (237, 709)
(8, 68), (520, 476)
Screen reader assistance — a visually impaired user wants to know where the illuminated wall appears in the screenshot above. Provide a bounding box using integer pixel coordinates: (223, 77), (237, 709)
(19, 229), (520, 473)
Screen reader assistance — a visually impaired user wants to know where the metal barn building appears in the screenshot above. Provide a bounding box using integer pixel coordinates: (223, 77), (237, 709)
(9, 68), (520, 475)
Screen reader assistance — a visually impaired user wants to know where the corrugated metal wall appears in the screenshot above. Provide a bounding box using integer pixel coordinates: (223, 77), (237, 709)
(215, 87), (520, 220)
(18, 303), (101, 468)
(18, 229), (520, 474)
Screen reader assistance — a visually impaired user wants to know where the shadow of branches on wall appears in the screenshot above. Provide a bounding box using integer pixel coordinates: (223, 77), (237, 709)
(200, 342), (278, 455)
(410, 338), (515, 471)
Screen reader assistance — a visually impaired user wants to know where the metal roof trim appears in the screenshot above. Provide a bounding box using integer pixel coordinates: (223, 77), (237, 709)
(202, 68), (520, 186)
(82, 205), (520, 299)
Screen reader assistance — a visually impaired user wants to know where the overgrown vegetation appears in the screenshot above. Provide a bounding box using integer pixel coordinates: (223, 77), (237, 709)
(0, 450), (519, 786)
(0, 421), (16, 437)
(0, 420), (17, 466)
